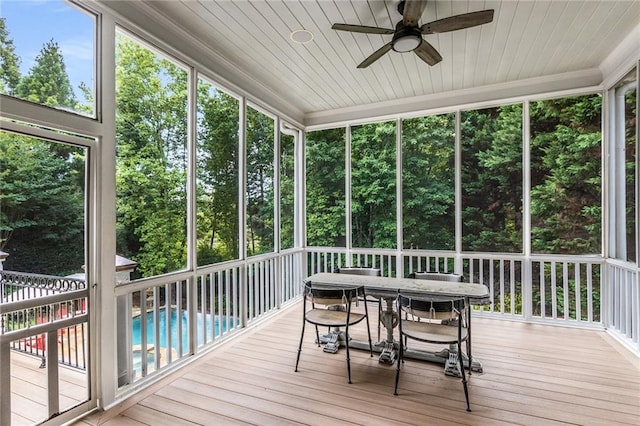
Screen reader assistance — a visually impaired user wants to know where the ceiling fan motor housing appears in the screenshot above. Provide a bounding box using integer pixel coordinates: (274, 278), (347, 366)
(392, 23), (423, 52)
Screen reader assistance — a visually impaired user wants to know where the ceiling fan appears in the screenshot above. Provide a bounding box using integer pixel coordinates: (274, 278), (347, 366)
(332, 0), (494, 68)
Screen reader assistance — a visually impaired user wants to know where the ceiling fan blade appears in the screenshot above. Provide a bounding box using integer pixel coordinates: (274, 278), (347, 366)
(402, 0), (428, 27)
(421, 10), (494, 34)
(358, 42), (393, 68)
(414, 40), (442, 66)
(332, 23), (394, 35)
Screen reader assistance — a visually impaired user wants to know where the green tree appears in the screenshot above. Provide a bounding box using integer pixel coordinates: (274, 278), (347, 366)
(306, 128), (346, 247)
(351, 121), (397, 248)
(0, 132), (85, 275)
(246, 107), (274, 256)
(530, 95), (602, 254)
(461, 105), (523, 252)
(402, 114), (456, 250)
(280, 132), (295, 250)
(0, 17), (21, 95)
(196, 82), (240, 264)
(115, 36), (188, 277)
(16, 40), (76, 108)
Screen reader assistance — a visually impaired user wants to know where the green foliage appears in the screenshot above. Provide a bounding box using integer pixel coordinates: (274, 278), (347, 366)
(624, 89), (637, 262)
(351, 121), (396, 248)
(15, 40), (76, 108)
(280, 133), (295, 249)
(461, 104), (523, 252)
(245, 107), (275, 256)
(402, 114), (455, 250)
(115, 36), (188, 277)
(196, 82), (240, 264)
(530, 95), (602, 254)
(0, 22), (87, 275)
(306, 128), (346, 247)
(0, 132), (85, 274)
(0, 18), (21, 95)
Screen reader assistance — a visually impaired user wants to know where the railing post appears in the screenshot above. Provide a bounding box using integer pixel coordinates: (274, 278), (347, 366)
(46, 330), (60, 418)
(522, 257), (533, 321)
(275, 256), (282, 309)
(116, 294), (131, 387)
(240, 264), (248, 328)
(0, 340), (11, 426)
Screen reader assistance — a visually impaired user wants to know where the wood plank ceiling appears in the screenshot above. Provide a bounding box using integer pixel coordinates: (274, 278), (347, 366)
(109, 1), (640, 125)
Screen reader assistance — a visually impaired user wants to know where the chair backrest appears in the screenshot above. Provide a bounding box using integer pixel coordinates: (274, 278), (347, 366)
(399, 292), (467, 321)
(409, 271), (463, 282)
(403, 272), (464, 317)
(304, 282), (364, 307)
(335, 267), (381, 276)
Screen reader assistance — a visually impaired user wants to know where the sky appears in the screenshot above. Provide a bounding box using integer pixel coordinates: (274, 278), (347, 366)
(0, 0), (94, 100)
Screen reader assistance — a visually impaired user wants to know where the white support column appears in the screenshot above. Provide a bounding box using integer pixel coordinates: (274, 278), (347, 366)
(187, 67), (198, 355)
(523, 101), (533, 321)
(274, 117), (282, 308)
(396, 117), (404, 276)
(345, 125), (353, 266)
(602, 89), (613, 329)
(97, 13), (118, 408)
(298, 129), (307, 283)
(454, 111), (463, 273)
(284, 123), (305, 286)
(615, 87), (629, 260)
(239, 97), (248, 327)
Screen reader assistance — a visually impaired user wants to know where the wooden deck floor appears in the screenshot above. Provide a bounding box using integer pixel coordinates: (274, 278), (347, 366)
(10, 351), (88, 425)
(78, 302), (640, 426)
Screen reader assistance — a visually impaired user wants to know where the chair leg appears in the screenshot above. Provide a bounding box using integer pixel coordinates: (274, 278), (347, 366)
(394, 333), (403, 395)
(365, 299), (373, 357)
(295, 319), (306, 372)
(458, 336), (471, 412)
(345, 327), (352, 384)
(377, 299), (382, 342)
(466, 304), (472, 375)
(315, 325), (321, 347)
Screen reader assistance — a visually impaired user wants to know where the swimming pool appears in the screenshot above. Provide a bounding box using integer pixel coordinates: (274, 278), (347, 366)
(131, 307), (234, 354)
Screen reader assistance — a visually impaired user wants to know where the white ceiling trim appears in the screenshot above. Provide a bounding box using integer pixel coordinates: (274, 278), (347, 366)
(600, 21), (640, 89)
(305, 68), (603, 128)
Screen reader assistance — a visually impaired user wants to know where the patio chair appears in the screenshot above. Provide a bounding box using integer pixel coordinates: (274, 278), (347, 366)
(295, 282), (373, 383)
(394, 292), (471, 412)
(335, 267), (383, 341)
(405, 271), (473, 375)
(405, 272), (465, 325)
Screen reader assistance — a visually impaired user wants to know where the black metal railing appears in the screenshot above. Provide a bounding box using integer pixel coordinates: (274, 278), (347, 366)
(1, 270), (88, 370)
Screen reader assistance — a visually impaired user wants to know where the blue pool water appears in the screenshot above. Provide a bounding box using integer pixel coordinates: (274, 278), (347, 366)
(132, 308), (234, 354)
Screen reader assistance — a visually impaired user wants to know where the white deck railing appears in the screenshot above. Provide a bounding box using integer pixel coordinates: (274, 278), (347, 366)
(113, 246), (638, 393)
(1, 272), (89, 425)
(306, 247), (605, 327)
(606, 259), (640, 354)
(114, 249), (305, 389)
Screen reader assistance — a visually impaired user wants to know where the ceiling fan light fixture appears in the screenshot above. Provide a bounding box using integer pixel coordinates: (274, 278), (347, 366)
(392, 34), (422, 52)
(391, 24), (423, 53)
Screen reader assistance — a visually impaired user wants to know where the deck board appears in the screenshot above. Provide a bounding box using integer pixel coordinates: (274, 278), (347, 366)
(79, 302), (640, 425)
(10, 351), (88, 425)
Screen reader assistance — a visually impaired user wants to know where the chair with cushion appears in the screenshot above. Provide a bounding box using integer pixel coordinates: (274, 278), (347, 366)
(406, 271), (473, 374)
(335, 267), (383, 341)
(295, 282), (373, 383)
(394, 292), (471, 411)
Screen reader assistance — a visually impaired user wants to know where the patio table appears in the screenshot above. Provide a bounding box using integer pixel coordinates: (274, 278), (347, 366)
(304, 272), (490, 375)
